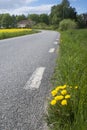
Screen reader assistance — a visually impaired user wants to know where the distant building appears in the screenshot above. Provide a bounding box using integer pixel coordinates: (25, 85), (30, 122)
(17, 20), (35, 28)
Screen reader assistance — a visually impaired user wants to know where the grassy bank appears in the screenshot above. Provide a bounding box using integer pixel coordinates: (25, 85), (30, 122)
(47, 29), (87, 130)
(0, 28), (39, 40)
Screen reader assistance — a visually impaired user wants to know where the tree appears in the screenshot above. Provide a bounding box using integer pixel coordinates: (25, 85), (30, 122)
(82, 13), (87, 27)
(28, 14), (40, 24)
(61, 0), (70, 7)
(50, 0), (77, 25)
(50, 5), (63, 25)
(1, 13), (13, 28)
(16, 14), (27, 22)
(0, 14), (3, 28)
(39, 14), (49, 25)
(77, 14), (87, 28)
(11, 15), (17, 28)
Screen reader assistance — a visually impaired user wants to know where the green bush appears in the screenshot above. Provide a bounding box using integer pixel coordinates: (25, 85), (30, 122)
(33, 22), (48, 29)
(59, 19), (77, 31)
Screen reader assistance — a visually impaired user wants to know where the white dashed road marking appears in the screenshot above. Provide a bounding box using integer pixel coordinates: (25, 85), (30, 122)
(49, 48), (55, 53)
(54, 41), (58, 45)
(24, 67), (45, 90)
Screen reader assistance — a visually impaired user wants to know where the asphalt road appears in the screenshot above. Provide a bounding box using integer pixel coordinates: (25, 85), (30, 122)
(0, 30), (60, 130)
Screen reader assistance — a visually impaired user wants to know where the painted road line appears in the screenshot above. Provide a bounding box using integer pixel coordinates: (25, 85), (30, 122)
(24, 67), (45, 90)
(56, 38), (59, 41)
(54, 41), (58, 45)
(49, 48), (55, 53)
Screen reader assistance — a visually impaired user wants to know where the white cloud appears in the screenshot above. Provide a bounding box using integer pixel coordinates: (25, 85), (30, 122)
(0, 0), (53, 15)
(0, 4), (53, 15)
(25, 0), (38, 4)
(0, 0), (38, 9)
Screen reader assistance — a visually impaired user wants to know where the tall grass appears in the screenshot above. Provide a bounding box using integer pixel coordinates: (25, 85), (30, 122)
(46, 29), (87, 130)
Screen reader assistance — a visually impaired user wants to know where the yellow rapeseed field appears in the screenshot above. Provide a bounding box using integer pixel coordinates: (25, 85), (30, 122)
(0, 28), (32, 33)
(0, 28), (32, 39)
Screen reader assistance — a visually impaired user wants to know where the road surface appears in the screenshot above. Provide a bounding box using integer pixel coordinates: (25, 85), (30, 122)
(0, 30), (60, 130)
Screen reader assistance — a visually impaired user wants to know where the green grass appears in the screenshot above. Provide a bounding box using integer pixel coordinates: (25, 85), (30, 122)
(46, 29), (87, 130)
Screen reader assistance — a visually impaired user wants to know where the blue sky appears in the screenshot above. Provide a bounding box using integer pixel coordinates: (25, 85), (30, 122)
(0, 0), (86, 15)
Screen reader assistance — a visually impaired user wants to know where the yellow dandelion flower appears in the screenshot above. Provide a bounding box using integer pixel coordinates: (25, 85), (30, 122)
(55, 86), (61, 91)
(61, 85), (67, 89)
(51, 90), (57, 96)
(58, 86), (64, 89)
(63, 84), (67, 88)
(75, 86), (78, 89)
(55, 95), (64, 101)
(56, 85), (67, 90)
(65, 95), (71, 99)
(50, 100), (57, 105)
(61, 90), (67, 95)
(61, 99), (67, 106)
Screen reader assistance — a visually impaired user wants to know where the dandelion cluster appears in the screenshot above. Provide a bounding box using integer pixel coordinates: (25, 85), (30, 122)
(50, 85), (72, 106)
(50, 85), (78, 106)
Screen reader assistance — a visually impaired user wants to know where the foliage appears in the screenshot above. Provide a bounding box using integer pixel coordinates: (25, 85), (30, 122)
(76, 14), (87, 28)
(0, 14), (17, 28)
(16, 14), (27, 22)
(0, 14), (3, 27)
(28, 14), (40, 24)
(11, 15), (17, 28)
(50, 0), (77, 25)
(39, 14), (49, 25)
(47, 29), (87, 130)
(33, 22), (48, 29)
(59, 19), (77, 30)
(1, 13), (13, 28)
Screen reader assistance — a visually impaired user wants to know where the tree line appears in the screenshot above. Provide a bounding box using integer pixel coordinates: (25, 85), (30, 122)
(0, 13), (49, 28)
(0, 0), (87, 28)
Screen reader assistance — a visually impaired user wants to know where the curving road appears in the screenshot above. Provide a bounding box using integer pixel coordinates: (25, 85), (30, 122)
(0, 30), (60, 130)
